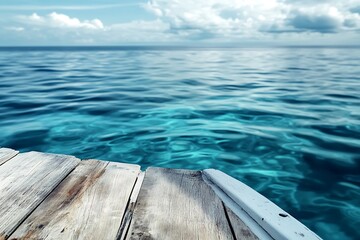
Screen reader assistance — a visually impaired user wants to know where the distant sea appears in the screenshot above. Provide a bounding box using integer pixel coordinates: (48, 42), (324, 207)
(0, 47), (359, 239)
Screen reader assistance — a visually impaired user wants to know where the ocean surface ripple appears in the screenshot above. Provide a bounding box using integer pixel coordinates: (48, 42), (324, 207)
(0, 47), (359, 239)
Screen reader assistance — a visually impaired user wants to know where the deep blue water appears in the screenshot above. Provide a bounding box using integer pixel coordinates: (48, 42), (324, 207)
(0, 47), (359, 239)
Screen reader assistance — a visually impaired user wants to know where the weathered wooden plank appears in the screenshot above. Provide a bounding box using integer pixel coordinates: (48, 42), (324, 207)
(0, 151), (80, 240)
(225, 206), (259, 240)
(11, 160), (141, 240)
(0, 148), (19, 166)
(127, 167), (234, 240)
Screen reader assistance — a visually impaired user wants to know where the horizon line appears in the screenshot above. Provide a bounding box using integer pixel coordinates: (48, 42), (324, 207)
(0, 45), (359, 50)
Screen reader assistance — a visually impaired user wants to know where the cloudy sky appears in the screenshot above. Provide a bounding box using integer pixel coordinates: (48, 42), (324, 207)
(1, 0), (360, 46)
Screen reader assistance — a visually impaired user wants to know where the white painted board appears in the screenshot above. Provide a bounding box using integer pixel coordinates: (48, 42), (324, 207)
(203, 169), (322, 240)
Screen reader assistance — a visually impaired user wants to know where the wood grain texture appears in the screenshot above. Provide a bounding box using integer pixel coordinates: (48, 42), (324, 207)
(225, 206), (259, 240)
(0, 148), (19, 166)
(127, 167), (234, 240)
(118, 172), (145, 240)
(11, 160), (141, 240)
(0, 151), (80, 240)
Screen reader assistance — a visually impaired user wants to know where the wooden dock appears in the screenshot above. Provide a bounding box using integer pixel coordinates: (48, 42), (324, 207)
(0, 148), (321, 240)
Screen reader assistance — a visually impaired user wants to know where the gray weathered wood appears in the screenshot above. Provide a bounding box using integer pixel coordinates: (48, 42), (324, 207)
(118, 172), (145, 240)
(127, 167), (234, 240)
(225, 206), (259, 240)
(0, 151), (80, 240)
(0, 148), (19, 166)
(11, 160), (140, 240)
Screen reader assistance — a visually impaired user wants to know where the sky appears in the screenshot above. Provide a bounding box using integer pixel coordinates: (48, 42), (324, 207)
(0, 0), (360, 46)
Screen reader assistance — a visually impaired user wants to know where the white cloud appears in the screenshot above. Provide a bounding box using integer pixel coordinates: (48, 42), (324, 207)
(29, 13), (41, 21)
(5, 26), (24, 32)
(49, 12), (104, 29)
(20, 12), (104, 30)
(144, 0), (286, 38)
(10, 12), (174, 44)
(144, 0), (360, 38)
(284, 5), (360, 33)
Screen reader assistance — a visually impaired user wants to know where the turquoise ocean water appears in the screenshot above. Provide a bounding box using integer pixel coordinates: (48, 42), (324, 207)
(0, 47), (359, 239)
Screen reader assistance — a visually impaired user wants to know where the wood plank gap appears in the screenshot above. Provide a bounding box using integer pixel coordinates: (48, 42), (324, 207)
(0, 148), (19, 167)
(117, 172), (145, 240)
(203, 169), (320, 240)
(224, 206), (260, 240)
(222, 201), (238, 240)
(202, 170), (272, 240)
